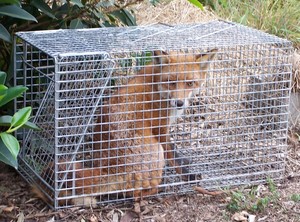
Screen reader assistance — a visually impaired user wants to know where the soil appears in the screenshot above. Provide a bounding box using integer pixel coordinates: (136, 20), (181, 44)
(0, 147), (299, 222)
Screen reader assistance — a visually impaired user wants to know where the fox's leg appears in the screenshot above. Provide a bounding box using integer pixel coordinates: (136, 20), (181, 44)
(132, 140), (164, 200)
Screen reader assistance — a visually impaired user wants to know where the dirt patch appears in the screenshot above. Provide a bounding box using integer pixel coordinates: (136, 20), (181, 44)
(0, 157), (300, 222)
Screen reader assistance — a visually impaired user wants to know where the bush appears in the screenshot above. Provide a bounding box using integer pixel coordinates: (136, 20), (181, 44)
(0, 0), (144, 168)
(0, 71), (39, 169)
(0, 0), (141, 77)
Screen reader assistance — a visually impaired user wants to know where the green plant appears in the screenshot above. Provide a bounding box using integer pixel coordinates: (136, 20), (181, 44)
(187, 0), (204, 10)
(226, 178), (280, 213)
(204, 0), (300, 48)
(291, 194), (300, 202)
(0, 0), (141, 78)
(0, 71), (39, 169)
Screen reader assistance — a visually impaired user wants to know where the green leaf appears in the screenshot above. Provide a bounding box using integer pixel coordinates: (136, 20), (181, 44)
(0, 85), (27, 107)
(98, 0), (115, 8)
(0, 115), (40, 130)
(0, 139), (18, 169)
(0, 24), (11, 43)
(0, 84), (8, 102)
(30, 0), (56, 19)
(0, 0), (20, 5)
(0, 5), (37, 22)
(110, 9), (136, 26)
(0, 132), (20, 160)
(8, 107), (32, 132)
(70, 18), (84, 29)
(70, 0), (84, 8)
(122, 9), (136, 26)
(0, 71), (6, 84)
(22, 120), (40, 130)
(187, 0), (204, 10)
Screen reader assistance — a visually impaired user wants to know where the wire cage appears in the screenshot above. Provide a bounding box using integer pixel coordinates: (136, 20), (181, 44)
(14, 20), (293, 209)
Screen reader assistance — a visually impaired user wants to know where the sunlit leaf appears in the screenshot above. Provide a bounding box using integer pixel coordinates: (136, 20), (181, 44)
(0, 85), (27, 107)
(187, 0), (204, 10)
(0, 5), (37, 22)
(0, 24), (11, 43)
(70, 0), (84, 8)
(0, 71), (6, 84)
(8, 107), (32, 132)
(0, 84), (8, 102)
(0, 139), (18, 169)
(0, 0), (20, 5)
(70, 18), (84, 29)
(0, 132), (19, 160)
(31, 0), (56, 19)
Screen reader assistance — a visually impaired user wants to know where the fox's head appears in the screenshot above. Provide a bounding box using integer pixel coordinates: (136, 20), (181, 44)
(151, 49), (217, 109)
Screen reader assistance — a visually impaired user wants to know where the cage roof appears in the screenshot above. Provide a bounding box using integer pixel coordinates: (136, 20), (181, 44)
(16, 20), (291, 57)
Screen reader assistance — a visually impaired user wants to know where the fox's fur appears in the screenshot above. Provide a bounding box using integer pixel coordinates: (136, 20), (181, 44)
(33, 49), (217, 207)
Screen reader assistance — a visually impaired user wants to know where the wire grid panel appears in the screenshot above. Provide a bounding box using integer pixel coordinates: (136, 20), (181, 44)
(14, 20), (292, 209)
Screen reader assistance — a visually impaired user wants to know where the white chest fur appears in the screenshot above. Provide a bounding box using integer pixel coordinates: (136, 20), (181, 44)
(169, 108), (185, 125)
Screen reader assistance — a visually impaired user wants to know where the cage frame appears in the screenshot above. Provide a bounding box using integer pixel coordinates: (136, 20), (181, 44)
(14, 20), (293, 209)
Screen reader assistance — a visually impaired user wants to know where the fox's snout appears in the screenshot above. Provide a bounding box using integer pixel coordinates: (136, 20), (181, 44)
(170, 98), (187, 109)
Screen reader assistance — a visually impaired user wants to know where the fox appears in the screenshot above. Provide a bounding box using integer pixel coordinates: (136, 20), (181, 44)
(32, 49), (217, 207)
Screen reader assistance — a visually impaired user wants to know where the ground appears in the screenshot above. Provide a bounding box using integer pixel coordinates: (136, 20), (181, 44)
(1, 0), (300, 221)
(0, 153), (299, 222)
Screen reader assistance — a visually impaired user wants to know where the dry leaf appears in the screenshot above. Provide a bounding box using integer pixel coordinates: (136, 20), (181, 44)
(258, 216), (268, 221)
(107, 209), (115, 218)
(90, 214), (98, 222)
(58, 211), (67, 219)
(3, 205), (15, 212)
(120, 211), (138, 222)
(25, 198), (37, 204)
(248, 214), (256, 222)
(17, 212), (25, 222)
(46, 217), (55, 222)
(194, 186), (223, 196)
(154, 216), (166, 222)
(113, 212), (119, 222)
(134, 202), (141, 214)
(231, 211), (249, 222)
(141, 206), (152, 215)
(139, 200), (148, 207)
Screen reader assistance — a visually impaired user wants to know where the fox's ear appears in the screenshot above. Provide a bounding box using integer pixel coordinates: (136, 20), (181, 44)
(195, 48), (218, 70)
(153, 50), (169, 65)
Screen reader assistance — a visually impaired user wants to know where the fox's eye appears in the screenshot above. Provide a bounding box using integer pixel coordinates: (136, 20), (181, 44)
(169, 82), (176, 87)
(187, 81), (195, 87)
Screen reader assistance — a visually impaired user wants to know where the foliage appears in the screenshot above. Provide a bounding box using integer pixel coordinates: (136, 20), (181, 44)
(226, 178), (280, 213)
(0, 71), (40, 169)
(0, 0), (141, 77)
(0, 0), (145, 168)
(187, 0), (204, 10)
(291, 194), (300, 202)
(203, 0), (300, 48)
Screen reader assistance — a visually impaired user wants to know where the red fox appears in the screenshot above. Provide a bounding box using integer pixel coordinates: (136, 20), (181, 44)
(33, 49), (217, 207)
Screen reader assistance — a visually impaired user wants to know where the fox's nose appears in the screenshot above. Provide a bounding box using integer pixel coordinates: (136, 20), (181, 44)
(175, 100), (184, 107)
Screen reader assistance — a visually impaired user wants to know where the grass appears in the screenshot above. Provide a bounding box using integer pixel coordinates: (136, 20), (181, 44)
(291, 194), (300, 202)
(226, 178), (280, 213)
(206, 0), (300, 48)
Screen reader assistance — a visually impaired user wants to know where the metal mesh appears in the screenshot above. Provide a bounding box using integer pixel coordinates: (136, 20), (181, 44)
(14, 20), (292, 209)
